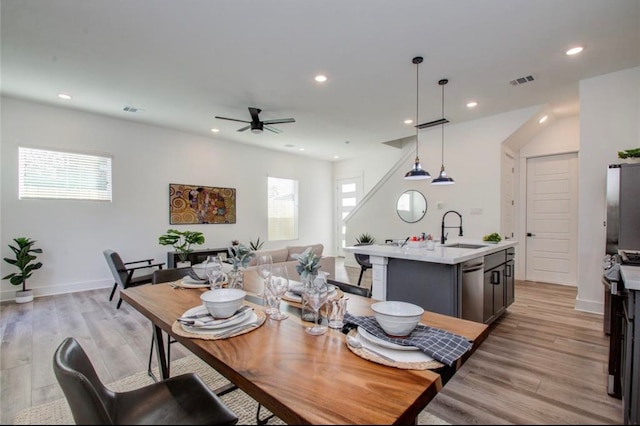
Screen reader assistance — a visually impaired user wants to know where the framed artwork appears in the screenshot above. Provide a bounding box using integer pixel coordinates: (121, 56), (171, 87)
(169, 184), (236, 224)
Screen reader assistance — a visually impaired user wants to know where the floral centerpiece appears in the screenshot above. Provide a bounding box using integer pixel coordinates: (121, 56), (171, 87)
(291, 247), (322, 280)
(227, 243), (255, 270)
(226, 243), (255, 289)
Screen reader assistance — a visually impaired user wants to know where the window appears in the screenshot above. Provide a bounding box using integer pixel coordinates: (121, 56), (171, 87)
(267, 176), (298, 241)
(19, 147), (112, 201)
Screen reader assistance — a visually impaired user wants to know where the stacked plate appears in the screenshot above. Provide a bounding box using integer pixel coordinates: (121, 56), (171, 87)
(179, 305), (256, 335)
(176, 275), (210, 288)
(354, 327), (434, 363)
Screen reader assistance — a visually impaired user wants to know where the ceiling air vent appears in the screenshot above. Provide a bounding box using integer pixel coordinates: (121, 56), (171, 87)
(509, 75), (535, 86)
(123, 106), (140, 113)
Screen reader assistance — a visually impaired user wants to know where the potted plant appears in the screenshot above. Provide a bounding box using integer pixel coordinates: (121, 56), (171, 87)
(226, 243), (256, 289)
(355, 233), (376, 245)
(618, 148), (640, 163)
(249, 237), (264, 251)
(2, 237), (43, 303)
(158, 229), (205, 266)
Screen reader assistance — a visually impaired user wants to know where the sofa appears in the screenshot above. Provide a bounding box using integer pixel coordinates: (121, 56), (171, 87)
(222, 243), (335, 294)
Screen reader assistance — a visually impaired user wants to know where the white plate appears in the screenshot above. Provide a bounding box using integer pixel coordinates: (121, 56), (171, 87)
(284, 289), (337, 303)
(357, 326), (419, 351)
(182, 275), (209, 285)
(180, 306), (253, 330)
(354, 332), (434, 363)
(182, 311), (258, 335)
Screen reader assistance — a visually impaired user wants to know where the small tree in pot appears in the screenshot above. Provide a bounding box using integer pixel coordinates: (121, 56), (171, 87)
(2, 237), (43, 303)
(158, 229), (205, 265)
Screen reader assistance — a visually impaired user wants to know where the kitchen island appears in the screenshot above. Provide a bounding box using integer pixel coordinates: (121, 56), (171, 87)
(344, 239), (518, 324)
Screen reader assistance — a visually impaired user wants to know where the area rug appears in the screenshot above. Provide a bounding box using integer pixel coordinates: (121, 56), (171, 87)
(13, 355), (449, 425)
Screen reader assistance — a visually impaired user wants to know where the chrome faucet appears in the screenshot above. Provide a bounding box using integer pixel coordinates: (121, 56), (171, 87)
(441, 210), (463, 244)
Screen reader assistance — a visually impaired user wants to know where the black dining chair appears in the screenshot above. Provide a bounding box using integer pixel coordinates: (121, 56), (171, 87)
(53, 337), (238, 425)
(103, 249), (165, 309)
(353, 244), (373, 287)
(328, 279), (371, 298)
(147, 267), (193, 382)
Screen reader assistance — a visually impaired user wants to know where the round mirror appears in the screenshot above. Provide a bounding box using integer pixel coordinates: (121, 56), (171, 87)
(396, 190), (427, 223)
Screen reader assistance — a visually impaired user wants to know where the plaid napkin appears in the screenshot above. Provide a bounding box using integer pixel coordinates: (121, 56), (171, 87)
(343, 313), (472, 367)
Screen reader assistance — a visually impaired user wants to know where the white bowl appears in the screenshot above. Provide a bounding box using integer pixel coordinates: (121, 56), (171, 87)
(370, 301), (424, 336)
(200, 289), (246, 318)
(191, 263), (208, 280)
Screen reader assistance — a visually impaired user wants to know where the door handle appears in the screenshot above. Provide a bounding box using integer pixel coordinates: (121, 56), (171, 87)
(491, 270), (501, 285)
(527, 232), (536, 237)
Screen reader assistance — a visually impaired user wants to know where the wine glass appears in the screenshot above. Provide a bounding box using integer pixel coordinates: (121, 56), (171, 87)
(303, 278), (329, 335)
(266, 264), (289, 320)
(256, 254), (273, 300)
(204, 256), (224, 288)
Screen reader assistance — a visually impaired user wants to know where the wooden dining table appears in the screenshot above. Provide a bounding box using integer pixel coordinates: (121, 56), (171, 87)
(121, 282), (489, 425)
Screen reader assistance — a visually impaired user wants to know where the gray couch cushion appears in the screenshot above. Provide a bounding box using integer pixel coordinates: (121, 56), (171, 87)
(247, 247), (289, 266)
(286, 244), (324, 261)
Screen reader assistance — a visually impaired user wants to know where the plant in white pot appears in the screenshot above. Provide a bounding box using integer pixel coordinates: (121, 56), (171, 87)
(2, 237), (43, 303)
(158, 229), (205, 266)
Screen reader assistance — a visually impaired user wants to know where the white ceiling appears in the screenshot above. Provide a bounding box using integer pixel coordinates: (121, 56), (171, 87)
(2, 0), (639, 161)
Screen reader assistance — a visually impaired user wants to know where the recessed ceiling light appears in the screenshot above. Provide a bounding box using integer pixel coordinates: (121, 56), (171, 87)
(404, 119), (414, 124)
(210, 128), (220, 133)
(566, 46), (584, 56)
(58, 93), (72, 100)
(538, 115), (548, 124)
(314, 75), (327, 83)
(299, 147), (305, 151)
(333, 155), (339, 159)
(466, 101), (478, 108)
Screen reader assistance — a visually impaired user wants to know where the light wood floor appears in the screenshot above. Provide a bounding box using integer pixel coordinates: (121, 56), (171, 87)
(0, 260), (622, 424)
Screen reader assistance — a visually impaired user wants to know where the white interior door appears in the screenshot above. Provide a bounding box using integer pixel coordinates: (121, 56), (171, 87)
(525, 153), (578, 285)
(335, 177), (362, 257)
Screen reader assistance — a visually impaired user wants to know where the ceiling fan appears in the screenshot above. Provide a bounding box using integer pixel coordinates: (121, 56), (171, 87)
(215, 107), (295, 134)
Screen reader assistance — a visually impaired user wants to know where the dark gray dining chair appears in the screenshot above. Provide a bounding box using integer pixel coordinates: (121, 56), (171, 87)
(147, 266), (193, 382)
(53, 337), (238, 425)
(103, 249), (164, 309)
(353, 243), (373, 287)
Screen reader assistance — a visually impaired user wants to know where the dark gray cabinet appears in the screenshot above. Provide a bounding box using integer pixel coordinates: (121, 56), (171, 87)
(167, 247), (228, 268)
(505, 248), (516, 306)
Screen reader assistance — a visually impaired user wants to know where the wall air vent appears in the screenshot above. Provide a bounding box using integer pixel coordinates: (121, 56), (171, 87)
(509, 75), (535, 86)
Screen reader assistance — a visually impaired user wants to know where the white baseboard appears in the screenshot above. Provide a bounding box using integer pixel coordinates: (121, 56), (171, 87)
(574, 296), (604, 315)
(0, 279), (112, 303)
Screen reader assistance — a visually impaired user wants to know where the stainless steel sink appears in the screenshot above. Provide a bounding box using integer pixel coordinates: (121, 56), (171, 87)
(444, 243), (488, 249)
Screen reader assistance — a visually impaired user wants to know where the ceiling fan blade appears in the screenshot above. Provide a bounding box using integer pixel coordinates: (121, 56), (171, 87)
(263, 118), (295, 125)
(237, 125), (251, 132)
(215, 116), (251, 124)
(248, 107), (262, 123)
(264, 125), (282, 134)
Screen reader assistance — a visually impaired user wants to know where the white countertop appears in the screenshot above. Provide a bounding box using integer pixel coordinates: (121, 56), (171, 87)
(344, 239), (518, 265)
(621, 264), (640, 291)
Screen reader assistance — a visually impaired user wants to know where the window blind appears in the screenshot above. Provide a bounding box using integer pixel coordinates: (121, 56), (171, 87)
(19, 147), (112, 201)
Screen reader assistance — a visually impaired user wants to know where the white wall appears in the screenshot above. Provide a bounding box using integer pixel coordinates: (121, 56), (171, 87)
(577, 66), (640, 313)
(0, 97), (334, 301)
(340, 106), (539, 266)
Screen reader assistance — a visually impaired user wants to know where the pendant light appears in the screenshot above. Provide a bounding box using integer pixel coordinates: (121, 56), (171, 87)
(404, 56), (431, 180)
(432, 78), (455, 185)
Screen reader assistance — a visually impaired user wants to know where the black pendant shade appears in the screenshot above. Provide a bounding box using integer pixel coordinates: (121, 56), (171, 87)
(432, 78), (455, 185)
(404, 56), (430, 180)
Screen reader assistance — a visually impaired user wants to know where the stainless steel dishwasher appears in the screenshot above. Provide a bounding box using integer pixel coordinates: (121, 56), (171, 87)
(461, 258), (485, 323)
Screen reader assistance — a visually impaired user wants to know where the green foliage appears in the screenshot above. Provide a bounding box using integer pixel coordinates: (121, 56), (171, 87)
(2, 237), (43, 292)
(618, 148), (640, 159)
(227, 244), (256, 270)
(158, 229), (205, 261)
(482, 232), (502, 243)
(291, 247), (322, 279)
(356, 233), (376, 245)
(249, 237), (264, 251)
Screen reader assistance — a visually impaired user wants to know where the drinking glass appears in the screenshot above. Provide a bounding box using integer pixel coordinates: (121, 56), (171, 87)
(204, 256), (225, 288)
(256, 254), (273, 299)
(303, 279), (329, 335)
(266, 264), (289, 320)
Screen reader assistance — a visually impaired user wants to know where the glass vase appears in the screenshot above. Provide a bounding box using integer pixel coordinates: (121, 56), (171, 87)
(228, 268), (244, 289)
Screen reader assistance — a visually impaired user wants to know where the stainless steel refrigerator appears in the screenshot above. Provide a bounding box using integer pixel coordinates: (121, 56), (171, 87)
(606, 163), (640, 256)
